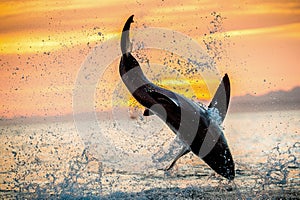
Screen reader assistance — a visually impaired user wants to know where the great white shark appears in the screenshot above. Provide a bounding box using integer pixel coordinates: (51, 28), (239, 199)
(119, 15), (235, 180)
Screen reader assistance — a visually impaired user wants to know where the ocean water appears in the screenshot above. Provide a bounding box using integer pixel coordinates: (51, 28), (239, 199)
(0, 110), (299, 199)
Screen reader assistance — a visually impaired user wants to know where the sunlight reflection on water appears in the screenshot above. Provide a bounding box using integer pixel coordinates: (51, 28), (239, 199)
(0, 110), (299, 199)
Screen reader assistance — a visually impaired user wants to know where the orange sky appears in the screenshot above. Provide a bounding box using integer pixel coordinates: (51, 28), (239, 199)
(0, 0), (300, 118)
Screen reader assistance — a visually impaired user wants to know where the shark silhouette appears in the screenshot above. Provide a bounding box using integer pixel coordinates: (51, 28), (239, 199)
(119, 15), (235, 180)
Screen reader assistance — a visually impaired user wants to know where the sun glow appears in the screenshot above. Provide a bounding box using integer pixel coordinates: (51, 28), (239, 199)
(1, 0), (299, 118)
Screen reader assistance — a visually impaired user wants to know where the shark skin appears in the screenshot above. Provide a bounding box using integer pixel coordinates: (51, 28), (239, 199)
(119, 15), (235, 180)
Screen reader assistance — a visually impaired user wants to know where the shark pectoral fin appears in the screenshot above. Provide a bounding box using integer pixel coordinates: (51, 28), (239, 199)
(165, 147), (190, 171)
(208, 73), (231, 122)
(143, 108), (154, 116)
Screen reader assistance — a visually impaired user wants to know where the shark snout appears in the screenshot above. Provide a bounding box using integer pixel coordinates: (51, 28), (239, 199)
(202, 134), (235, 180)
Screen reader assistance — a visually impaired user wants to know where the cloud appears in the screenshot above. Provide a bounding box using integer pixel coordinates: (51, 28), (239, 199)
(226, 1), (300, 15)
(0, 30), (118, 54)
(203, 23), (300, 39)
(0, 0), (127, 17)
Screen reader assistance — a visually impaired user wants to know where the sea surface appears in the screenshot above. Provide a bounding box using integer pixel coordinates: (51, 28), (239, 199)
(0, 110), (299, 199)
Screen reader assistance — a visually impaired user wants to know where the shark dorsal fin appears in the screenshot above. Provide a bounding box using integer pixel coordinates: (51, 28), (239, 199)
(208, 74), (231, 122)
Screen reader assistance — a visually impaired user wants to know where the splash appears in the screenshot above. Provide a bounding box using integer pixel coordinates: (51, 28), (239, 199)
(229, 142), (300, 199)
(203, 12), (231, 67)
(262, 142), (299, 190)
(207, 107), (223, 125)
(0, 123), (102, 199)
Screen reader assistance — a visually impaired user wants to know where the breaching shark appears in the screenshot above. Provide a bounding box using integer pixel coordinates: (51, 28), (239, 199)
(119, 15), (235, 180)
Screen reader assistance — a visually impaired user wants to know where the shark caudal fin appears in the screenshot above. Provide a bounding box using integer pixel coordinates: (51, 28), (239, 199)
(208, 74), (231, 122)
(121, 15), (134, 55)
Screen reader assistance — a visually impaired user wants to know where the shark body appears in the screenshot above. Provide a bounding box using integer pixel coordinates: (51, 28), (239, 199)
(119, 15), (235, 180)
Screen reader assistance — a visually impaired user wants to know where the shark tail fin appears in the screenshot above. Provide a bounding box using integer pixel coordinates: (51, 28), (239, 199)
(121, 15), (134, 55)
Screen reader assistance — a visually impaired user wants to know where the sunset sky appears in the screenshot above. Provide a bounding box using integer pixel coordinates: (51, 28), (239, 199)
(0, 0), (299, 118)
